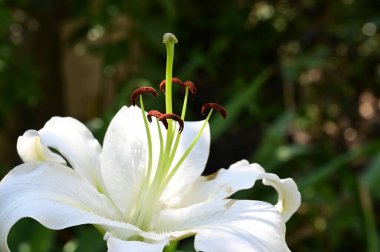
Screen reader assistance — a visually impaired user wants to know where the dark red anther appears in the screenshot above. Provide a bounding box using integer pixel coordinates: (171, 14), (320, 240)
(159, 78), (183, 93)
(201, 103), (227, 119)
(147, 110), (168, 129)
(182, 80), (197, 95)
(147, 110), (163, 122)
(131, 87), (158, 106)
(159, 113), (184, 133)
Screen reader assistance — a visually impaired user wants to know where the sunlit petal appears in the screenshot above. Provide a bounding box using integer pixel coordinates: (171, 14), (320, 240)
(105, 233), (169, 252)
(101, 106), (210, 215)
(0, 162), (139, 252)
(17, 130), (66, 164)
(260, 173), (301, 222)
(38, 117), (104, 189)
(154, 200), (289, 252)
(165, 160), (263, 207)
(161, 120), (210, 206)
(165, 159), (300, 221)
(101, 106), (153, 215)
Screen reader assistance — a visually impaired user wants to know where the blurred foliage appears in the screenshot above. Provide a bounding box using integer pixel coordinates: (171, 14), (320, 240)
(0, 2), (41, 128)
(1, 0), (380, 251)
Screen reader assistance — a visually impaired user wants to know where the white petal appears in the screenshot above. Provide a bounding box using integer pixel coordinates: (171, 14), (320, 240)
(0, 163), (139, 252)
(154, 200), (289, 252)
(101, 106), (152, 214)
(105, 233), (168, 252)
(160, 120), (210, 206)
(101, 106), (210, 215)
(37, 117), (104, 189)
(165, 160), (263, 207)
(17, 130), (66, 163)
(166, 159), (301, 222)
(260, 173), (301, 222)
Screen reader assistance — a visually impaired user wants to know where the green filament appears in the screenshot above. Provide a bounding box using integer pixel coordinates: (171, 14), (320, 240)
(140, 95), (153, 184)
(131, 33), (217, 232)
(161, 109), (213, 192)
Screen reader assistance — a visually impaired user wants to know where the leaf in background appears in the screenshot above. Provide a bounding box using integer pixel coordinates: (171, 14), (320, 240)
(73, 226), (105, 252)
(8, 219), (54, 252)
(358, 181), (379, 252)
(210, 68), (272, 140)
(251, 111), (300, 171)
(360, 152), (380, 198)
(300, 141), (380, 190)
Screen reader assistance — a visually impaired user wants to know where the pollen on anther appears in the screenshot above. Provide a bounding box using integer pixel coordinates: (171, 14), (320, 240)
(147, 110), (163, 122)
(159, 113), (184, 133)
(131, 87), (158, 106)
(183, 80), (197, 95)
(147, 110), (168, 129)
(201, 103), (227, 119)
(159, 78), (183, 93)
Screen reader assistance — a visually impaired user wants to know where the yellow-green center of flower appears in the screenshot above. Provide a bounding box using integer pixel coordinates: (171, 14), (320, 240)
(129, 33), (226, 231)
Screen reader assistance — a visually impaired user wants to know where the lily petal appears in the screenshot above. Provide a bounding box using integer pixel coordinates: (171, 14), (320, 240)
(37, 117), (103, 189)
(164, 160), (263, 207)
(161, 120), (210, 207)
(17, 130), (67, 164)
(101, 106), (210, 215)
(0, 162), (140, 252)
(155, 200), (289, 252)
(167, 160), (300, 222)
(259, 173), (301, 222)
(101, 106), (152, 215)
(105, 233), (169, 252)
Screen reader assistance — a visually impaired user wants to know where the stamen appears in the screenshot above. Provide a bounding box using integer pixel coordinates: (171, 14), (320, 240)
(182, 80), (197, 95)
(159, 111), (213, 196)
(159, 113), (184, 133)
(201, 103), (227, 119)
(147, 110), (168, 129)
(147, 110), (163, 123)
(159, 78), (183, 93)
(131, 87), (158, 106)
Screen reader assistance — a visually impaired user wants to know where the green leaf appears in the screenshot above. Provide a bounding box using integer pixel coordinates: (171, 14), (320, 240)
(211, 68), (272, 140)
(360, 152), (380, 197)
(300, 141), (380, 190)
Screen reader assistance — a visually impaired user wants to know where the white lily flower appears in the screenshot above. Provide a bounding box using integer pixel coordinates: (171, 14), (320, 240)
(0, 33), (301, 252)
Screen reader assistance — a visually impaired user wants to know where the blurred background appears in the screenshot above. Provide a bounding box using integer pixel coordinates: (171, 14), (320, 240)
(1, 0), (380, 251)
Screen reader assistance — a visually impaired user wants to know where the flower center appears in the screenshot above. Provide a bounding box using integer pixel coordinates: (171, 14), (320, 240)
(128, 33), (226, 231)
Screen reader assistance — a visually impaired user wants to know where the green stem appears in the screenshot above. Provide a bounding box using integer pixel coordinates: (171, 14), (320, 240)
(140, 96), (153, 183)
(181, 87), (189, 119)
(165, 42), (175, 115)
(161, 110), (213, 193)
(165, 87), (190, 178)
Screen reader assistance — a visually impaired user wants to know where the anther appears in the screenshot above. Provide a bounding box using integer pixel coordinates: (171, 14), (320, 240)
(159, 113), (184, 133)
(201, 103), (227, 119)
(182, 81), (197, 95)
(159, 78), (183, 93)
(147, 110), (168, 129)
(131, 87), (158, 106)
(147, 110), (163, 122)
